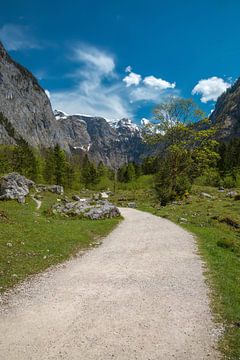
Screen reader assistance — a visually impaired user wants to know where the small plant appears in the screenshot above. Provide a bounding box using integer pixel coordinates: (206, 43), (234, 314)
(217, 238), (236, 251)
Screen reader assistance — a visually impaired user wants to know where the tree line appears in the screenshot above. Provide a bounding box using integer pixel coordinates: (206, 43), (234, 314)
(1, 99), (240, 203)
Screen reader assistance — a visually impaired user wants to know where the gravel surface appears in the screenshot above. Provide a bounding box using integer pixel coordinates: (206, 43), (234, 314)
(0, 208), (220, 359)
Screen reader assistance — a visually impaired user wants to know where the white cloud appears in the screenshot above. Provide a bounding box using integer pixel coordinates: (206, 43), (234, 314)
(192, 76), (231, 103)
(74, 45), (115, 75)
(143, 75), (176, 90)
(45, 90), (51, 99)
(0, 24), (39, 51)
(51, 45), (132, 120)
(129, 85), (179, 102)
(125, 65), (132, 73)
(123, 71), (141, 87)
(48, 45), (177, 119)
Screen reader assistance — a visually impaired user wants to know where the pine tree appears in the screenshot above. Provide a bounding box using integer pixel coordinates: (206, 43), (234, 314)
(81, 155), (99, 187)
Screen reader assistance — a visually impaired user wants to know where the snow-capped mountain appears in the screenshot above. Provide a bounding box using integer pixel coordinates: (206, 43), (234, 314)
(0, 41), (151, 167)
(53, 110), (149, 167)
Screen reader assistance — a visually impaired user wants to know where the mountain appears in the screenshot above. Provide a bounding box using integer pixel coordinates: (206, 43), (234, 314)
(0, 42), (69, 151)
(0, 42), (148, 167)
(54, 111), (149, 167)
(210, 78), (240, 140)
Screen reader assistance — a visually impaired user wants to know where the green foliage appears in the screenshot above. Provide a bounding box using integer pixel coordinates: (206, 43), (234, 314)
(53, 144), (67, 185)
(147, 97), (219, 204)
(117, 162), (137, 182)
(13, 139), (38, 181)
(195, 168), (221, 187)
(141, 156), (159, 175)
(217, 138), (240, 176)
(81, 154), (99, 187)
(0, 192), (120, 292)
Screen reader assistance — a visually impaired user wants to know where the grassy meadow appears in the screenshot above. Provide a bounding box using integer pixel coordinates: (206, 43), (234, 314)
(0, 192), (121, 293)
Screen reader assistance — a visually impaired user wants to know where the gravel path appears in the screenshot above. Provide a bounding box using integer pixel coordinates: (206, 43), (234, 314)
(31, 195), (42, 210)
(0, 208), (220, 360)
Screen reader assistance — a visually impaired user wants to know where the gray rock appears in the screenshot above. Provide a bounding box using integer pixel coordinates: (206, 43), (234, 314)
(0, 42), (151, 168)
(179, 217), (188, 223)
(200, 192), (214, 199)
(51, 199), (120, 220)
(226, 191), (238, 198)
(0, 172), (34, 203)
(48, 185), (64, 195)
(127, 202), (136, 208)
(72, 195), (81, 201)
(36, 184), (64, 195)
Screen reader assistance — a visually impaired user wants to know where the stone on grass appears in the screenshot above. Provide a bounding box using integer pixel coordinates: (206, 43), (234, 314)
(200, 192), (214, 199)
(51, 199), (120, 220)
(127, 202), (136, 208)
(0, 173), (34, 203)
(100, 192), (109, 199)
(226, 191), (238, 198)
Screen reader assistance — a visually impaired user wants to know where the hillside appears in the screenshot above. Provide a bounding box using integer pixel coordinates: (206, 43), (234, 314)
(210, 78), (240, 140)
(0, 42), (148, 167)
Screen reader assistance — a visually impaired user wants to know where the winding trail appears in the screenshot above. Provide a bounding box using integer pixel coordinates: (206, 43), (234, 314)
(0, 208), (220, 359)
(31, 194), (42, 210)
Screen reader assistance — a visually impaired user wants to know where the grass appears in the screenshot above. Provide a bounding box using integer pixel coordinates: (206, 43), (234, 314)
(115, 180), (240, 360)
(0, 192), (121, 293)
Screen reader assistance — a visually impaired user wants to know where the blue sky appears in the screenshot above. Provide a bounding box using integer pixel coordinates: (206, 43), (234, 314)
(0, 0), (239, 122)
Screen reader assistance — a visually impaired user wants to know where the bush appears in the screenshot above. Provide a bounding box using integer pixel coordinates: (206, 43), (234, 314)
(217, 238), (236, 251)
(195, 168), (221, 187)
(155, 165), (191, 206)
(222, 175), (236, 188)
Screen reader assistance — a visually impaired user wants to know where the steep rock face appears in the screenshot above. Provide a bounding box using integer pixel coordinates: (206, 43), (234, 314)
(0, 42), (69, 150)
(0, 42), (149, 167)
(210, 78), (240, 140)
(55, 112), (149, 167)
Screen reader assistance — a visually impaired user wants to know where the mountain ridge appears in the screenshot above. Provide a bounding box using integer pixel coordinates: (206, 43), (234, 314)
(0, 42), (148, 167)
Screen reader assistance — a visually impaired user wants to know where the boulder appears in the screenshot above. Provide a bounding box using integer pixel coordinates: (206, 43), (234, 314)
(0, 173), (34, 203)
(49, 185), (64, 195)
(52, 199), (120, 220)
(72, 194), (81, 201)
(127, 202), (136, 208)
(226, 191), (238, 198)
(200, 192), (214, 199)
(100, 192), (109, 199)
(36, 184), (64, 195)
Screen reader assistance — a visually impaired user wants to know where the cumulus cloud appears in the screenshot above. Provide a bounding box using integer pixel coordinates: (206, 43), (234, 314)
(143, 75), (176, 90)
(50, 45), (177, 119)
(0, 24), (39, 51)
(123, 71), (142, 87)
(192, 76), (231, 103)
(51, 45), (132, 119)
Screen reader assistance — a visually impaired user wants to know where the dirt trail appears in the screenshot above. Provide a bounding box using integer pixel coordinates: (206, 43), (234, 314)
(31, 194), (42, 210)
(0, 208), (220, 359)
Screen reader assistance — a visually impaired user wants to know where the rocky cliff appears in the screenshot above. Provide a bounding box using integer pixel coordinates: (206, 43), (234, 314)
(210, 78), (240, 140)
(0, 42), (69, 151)
(0, 42), (148, 167)
(55, 111), (149, 167)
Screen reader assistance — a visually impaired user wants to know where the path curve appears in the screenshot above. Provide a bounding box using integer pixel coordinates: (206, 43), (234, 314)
(31, 194), (42, 210)
(0, 208), (220, 359)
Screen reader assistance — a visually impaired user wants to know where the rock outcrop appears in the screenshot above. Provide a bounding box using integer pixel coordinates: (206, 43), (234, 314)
(52, 198), (120, 220)
(0, 42), (150, 167)
(55, 112), (149, 167)
(210, 78), (240, 140)
(0, 172), (35, 203)
(0, 42), (69, 151)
